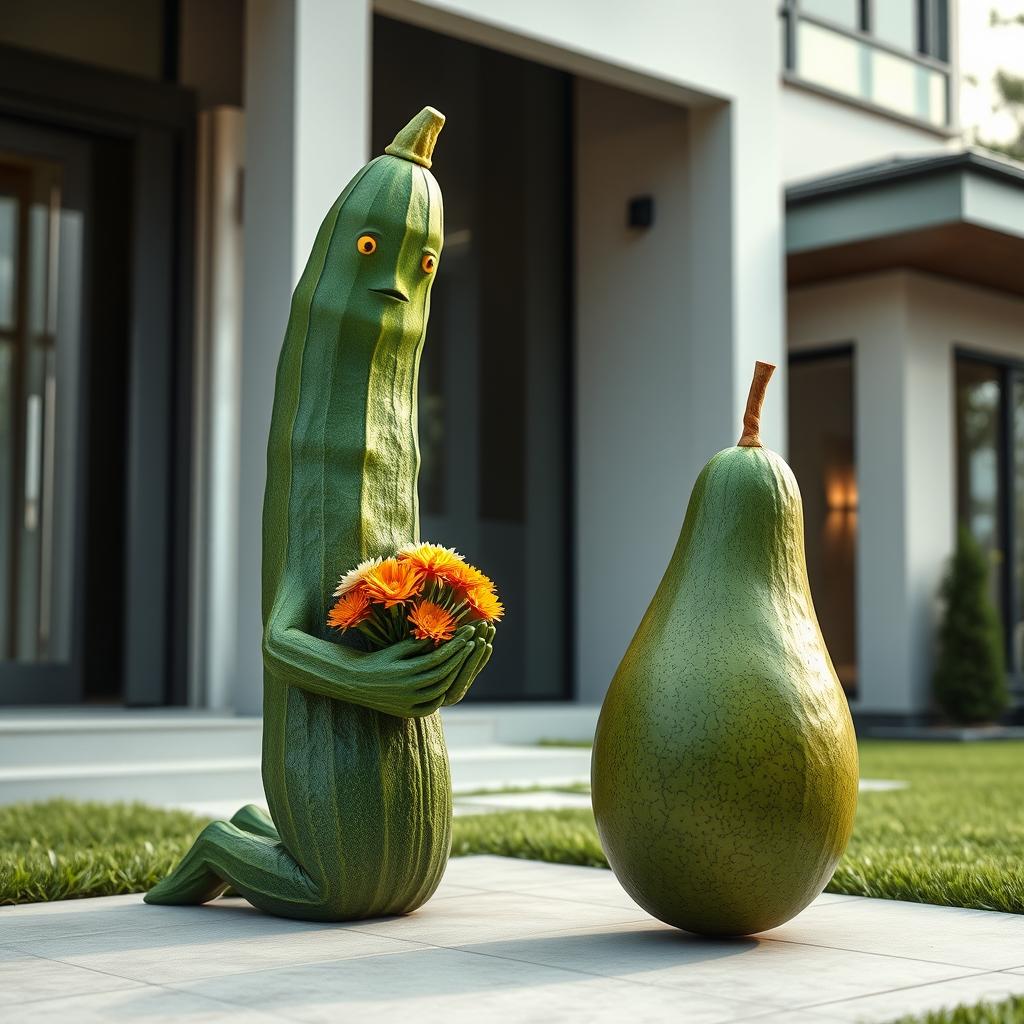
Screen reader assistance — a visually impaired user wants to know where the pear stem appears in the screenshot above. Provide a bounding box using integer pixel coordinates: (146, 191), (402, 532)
(737, 360), (776, 448)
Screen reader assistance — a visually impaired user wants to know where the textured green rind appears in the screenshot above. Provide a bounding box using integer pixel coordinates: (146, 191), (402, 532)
(146, 109), (493, 921)
(591, 445), (859, 937)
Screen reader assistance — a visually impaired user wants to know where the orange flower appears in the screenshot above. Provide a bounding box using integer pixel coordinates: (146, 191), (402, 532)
(465, 583), (504, 622)
(439, 559), (492, 593)
(361, 559), (423, 608)
(328, 588), (372, 630)
(398, 542), (465, 582)
(408, 600), (457, 645)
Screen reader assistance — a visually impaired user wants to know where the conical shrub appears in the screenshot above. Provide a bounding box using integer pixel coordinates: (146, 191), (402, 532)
(934, 526), (1009, 724)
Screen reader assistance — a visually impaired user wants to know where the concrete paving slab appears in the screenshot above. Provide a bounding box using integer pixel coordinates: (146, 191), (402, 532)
(17, 985), (286, 1023)
(816, 971), (1024, 1022)
(760, 896), (1024, 971)
(0, 856), (1021, 1023)
(170, 945), (767, 1023)
(456, 919), (987, 1009)
(0, 947), (141, 1006)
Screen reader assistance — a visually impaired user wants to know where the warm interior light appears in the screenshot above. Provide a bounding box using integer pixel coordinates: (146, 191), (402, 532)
(825, 466), (858, 513)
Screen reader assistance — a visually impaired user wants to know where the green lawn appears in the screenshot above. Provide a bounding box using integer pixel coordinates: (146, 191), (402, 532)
(1, 741), (1022, 913)
(891, 996), (1024, 1023)
(463, 740), (1024, 914)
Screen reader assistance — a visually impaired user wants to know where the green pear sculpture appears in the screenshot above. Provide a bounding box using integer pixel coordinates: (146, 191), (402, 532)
(592, 360), (858, 937)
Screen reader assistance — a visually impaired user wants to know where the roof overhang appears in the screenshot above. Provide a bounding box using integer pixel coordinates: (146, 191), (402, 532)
(786, 150), (1024, 296)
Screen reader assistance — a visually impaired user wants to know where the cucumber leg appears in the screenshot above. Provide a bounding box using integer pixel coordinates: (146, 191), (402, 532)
(145, 821), (319, 915)
(229, 803), (279, 840)
(218, 806), (280, 897)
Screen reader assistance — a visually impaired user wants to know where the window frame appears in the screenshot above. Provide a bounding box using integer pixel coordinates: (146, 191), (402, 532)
(953, 347), (1024, 694)
(780, 0), (954, 132)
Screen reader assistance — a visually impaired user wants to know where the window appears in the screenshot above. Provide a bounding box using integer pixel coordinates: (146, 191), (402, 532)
(788, 349), (858, 698)
(955, 353), (1024, 685)
(781, 0), (951, 128)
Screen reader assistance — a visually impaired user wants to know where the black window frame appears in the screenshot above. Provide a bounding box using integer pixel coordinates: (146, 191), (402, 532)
(953, 347), (1024, 701)
(0, 42), (196, 707)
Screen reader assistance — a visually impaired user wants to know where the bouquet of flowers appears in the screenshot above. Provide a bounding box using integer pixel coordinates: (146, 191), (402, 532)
(328, 543), (503, 649)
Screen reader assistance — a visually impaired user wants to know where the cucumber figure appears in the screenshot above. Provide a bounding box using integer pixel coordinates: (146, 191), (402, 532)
(146, 108), (495, 921)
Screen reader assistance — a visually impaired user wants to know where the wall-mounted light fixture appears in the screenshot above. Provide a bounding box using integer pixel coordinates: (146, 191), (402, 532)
(825, 467), (858, 513)
(627, 195), (654, 229)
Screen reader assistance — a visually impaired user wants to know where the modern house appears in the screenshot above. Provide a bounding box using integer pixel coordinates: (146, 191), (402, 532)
(0, 0), (1021, 803)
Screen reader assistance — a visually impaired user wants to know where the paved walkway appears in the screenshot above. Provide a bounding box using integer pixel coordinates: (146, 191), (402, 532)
(2, 857), (1022, 1023)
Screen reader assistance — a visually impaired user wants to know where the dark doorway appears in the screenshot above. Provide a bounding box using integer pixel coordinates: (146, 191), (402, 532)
(0, 120), (132, 704)
(788, 347), (858, 698)
(372, 16), (574, 701)
(0, 45), (195, 706)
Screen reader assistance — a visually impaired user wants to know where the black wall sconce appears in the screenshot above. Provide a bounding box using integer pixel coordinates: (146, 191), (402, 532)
(628, 195), (654, 229)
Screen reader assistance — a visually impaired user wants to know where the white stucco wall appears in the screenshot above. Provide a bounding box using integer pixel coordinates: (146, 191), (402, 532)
(573, 79), (692, 704)
(782, 85), (955, 184)
(789, 270), (1024, 717)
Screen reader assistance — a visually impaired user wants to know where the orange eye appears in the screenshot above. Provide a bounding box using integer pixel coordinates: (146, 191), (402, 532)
(421, 253), (436, 274)
(356, 235), (377, 255)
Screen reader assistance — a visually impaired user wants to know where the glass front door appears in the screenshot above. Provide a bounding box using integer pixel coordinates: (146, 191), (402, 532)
(788, 348), (858, 698)
(372, 15), (573, 701)
(0, 130), (88, 702)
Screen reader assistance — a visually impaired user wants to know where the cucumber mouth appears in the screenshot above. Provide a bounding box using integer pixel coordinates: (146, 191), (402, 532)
(370, 287), (409, 303)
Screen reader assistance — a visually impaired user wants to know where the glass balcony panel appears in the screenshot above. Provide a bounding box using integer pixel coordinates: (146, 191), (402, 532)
(871, 48), (919, 118)
(871, 49), (947, 126)
(795, 20), (863, 97)
(795, 18), (949, 127)
(926, 66), (948, 126)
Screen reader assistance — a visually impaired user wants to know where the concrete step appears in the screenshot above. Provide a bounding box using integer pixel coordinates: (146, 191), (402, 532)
(0, 704), (596, 806)
(444, 704), (599, 745)
(0, 703), (598, 770)
(0, 713), (263, 768)
(0, 711), (498, 769)
(0, 756), (264, 806)
(0, 743), (591, 806)
(448, 745), (591, 792)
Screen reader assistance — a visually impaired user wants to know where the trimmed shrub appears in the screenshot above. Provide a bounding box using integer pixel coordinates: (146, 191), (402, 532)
(934, 526), (1009, 725)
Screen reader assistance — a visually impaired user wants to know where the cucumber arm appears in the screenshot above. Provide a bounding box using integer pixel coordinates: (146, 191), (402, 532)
(262, 613), (475, 717)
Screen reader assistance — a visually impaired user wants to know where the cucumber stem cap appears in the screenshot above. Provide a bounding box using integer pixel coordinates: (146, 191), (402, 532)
(737, 360), (776, 448)
(385, 106), (446, 169)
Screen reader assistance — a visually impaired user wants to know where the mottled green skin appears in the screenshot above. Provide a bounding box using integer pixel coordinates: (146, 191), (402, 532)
(592, 445), (858, 936)
(145, 110), (493, 921)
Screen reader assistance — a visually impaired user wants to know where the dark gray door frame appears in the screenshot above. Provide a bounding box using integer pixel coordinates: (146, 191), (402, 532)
(0, 119), (91, 703)
(0, 44), (196, 706)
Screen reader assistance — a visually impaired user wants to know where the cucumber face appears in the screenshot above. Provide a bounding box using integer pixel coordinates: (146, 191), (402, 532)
(264, 148), (444, 633)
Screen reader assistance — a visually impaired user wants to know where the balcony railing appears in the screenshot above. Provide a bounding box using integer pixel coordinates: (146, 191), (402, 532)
(781, 3), (953, 130)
